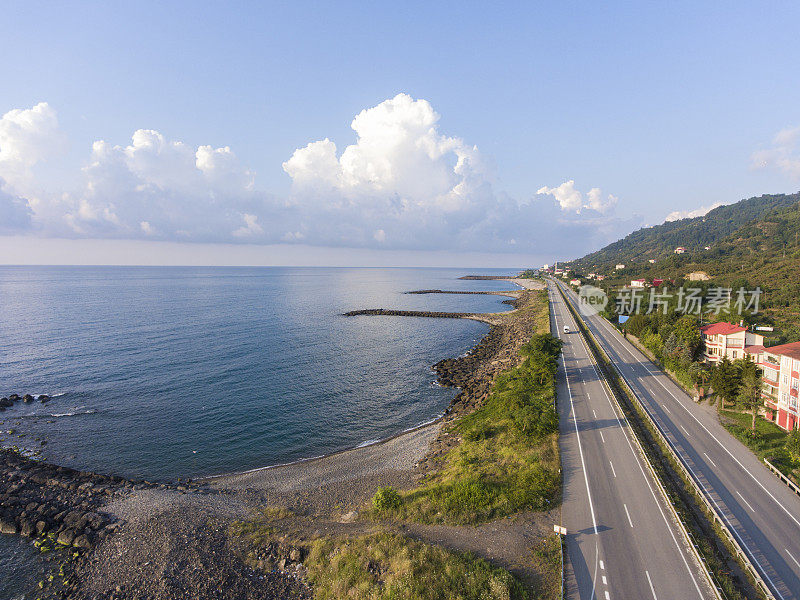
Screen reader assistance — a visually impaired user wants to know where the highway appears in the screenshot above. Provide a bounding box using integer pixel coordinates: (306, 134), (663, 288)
(554, 278), (800, 600)
(537, 279), (716, 600)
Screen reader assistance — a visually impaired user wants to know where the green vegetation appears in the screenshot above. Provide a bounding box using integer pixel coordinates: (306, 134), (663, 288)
(307, 533), (528, 600)
(518, 269), (540, 279)
(379, 332), (562, 524)
(372, 486), (402, 511)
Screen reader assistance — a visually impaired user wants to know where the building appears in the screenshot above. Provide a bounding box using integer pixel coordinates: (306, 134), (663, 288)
(630, 279), (648, 288)
(615, 264), (625, 270)
(675, 246), (686, 254)
(596, 275), (606, 281)
(686, 271), (711, 281)
(746, 342), (800, 431)
(652, 278), (665, 287)
(648, 259), (656, 264)
(701, 322), (764, 362)
(704, 246), (711, 250)
(569, 279), (581, 286)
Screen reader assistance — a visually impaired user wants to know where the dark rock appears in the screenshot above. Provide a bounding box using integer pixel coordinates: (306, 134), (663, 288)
(73, 533), (92, 549)
(0, 397), (12, 408)
(57, 528), (76, 546)
(38, 394), (50, 403)
(23, 394), (34, 403)
(8, 394), (20, 401)
(20, 519), (35, 537)
(0, 517), (18, 535)
(36, 520), (49, 535)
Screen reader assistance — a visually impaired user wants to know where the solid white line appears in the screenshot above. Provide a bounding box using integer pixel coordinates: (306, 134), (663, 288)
(787, 549), (800, 570)
(703, 452), (718, 469)
(609, 460), (617, 478)
(737, 491), (756, 513)
(646, 570), (658, 600)
(599, 431), (605, 443)
(624, 503), (634, 527)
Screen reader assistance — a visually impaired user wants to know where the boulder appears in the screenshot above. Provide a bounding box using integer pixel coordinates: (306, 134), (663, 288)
(9, 394), (20, 401)
(20, 519), (35, 537)
(38, 395), (50, 403)
(73, 534), (92, 549)
(56, 529), (76, 546)
(0, 517), (18, 535)
(23, 394), (34, 403)
(0, 398), (12, 407)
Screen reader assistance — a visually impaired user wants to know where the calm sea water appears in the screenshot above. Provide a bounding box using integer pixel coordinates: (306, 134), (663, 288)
(0, 266), (518, 480)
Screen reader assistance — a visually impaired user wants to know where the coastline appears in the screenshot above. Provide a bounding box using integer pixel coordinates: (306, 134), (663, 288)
(1, 276), (549, 599)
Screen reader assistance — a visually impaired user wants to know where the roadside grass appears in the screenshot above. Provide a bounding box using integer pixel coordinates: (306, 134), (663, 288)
(307, 532), (528, 600)
(374, 326), (562, 525)
(231, 513), (529, 600)
(719, 408), (800, 484)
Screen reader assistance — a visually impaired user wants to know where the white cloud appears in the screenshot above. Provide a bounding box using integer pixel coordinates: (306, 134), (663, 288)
(232, 213), (263, 237)
(664, 201), (724, 222)
(751, 125), (800, 179)
(0, 102), (64, 193)
(537, 180), (618, 214)
(0, 98), (639, 259)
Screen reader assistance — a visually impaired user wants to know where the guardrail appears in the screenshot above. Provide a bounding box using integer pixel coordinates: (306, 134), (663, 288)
(553, 279), (774, 600)
(764, 458), (800, 497)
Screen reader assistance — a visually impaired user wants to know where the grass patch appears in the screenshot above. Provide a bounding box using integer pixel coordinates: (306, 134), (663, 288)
(719, 408), (800, 485)
(380, 318), (562, 524)
(307, 532), (528, 600)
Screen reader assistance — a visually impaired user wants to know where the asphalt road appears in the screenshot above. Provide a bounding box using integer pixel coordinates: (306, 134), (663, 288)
(535, 279), (716, 600)
(555, 279), (800, 600)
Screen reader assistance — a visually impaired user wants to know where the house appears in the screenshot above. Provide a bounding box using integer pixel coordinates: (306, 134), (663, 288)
(686, 271), (710, 281)
(630, 279), (648, 288)
(615, 264), (625, 270)
(747, 342), (800, 431)
(648, 259), (656, 264)
(651, 278), (665, 287)
(674, 246), (686, 254)
(701, 322), (764, 363)
(569, 279), (581, 286)
(704, 246), (711, 250)
(596, 275), (606, 281)
(587, 273), (596, 279)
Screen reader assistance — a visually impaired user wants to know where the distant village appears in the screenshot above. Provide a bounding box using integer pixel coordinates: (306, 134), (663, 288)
(539, 247), (800, 433)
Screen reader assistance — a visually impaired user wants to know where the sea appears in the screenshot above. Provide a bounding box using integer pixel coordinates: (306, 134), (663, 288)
(0, 265), (518, 598)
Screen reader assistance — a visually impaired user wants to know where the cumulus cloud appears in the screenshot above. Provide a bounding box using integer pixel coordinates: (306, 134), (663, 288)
(536, 180), (618, 214)
(0, 102), (64, 192)
(664, 201), (724, 222)
(752, 125), (800, 179)
(0, 97), (637, 258)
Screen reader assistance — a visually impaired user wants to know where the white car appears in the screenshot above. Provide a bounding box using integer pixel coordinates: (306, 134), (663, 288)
(563, 325), (570, 334)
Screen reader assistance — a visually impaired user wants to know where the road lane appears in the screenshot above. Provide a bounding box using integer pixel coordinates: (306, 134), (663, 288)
(538, 280), (715, 600)
(556, 279), (800, 600)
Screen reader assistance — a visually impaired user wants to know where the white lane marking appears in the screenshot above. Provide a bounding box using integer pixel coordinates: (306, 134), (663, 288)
(562, 286), (789, 599)
(588, 393), (591, 399)
(680, 424), (691, 438)
(787, 549), (800, 570)
(624, 503), (634, 528)
(737, 491), (756, 513)
(555, 283), (707, 599)
(600, 560), (605, 570)
(703, 452), (718, 469)
(599, 431), (605, 443)
(609, 460), (617, 478)
(602, 575), (607, 584)
(646, 570), (658, 600)
(663, 405), (671, 414)
(593, 409), (598, 418)
(605, 591), (611, 600)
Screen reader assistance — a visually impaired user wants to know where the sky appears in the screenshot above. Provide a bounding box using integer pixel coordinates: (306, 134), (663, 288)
(1, 1), (799, 267)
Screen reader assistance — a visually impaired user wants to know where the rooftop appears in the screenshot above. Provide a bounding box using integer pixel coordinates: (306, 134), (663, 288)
(764, 342), (800, 360)
(701, 322), (746, 336)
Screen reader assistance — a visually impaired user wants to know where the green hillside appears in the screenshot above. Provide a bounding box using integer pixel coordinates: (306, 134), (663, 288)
(572, 192), (799, 271)
(566, 192), (800, 343)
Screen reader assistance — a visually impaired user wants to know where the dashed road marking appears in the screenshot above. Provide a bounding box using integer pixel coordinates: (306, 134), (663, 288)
(624, 503), (634, 527)
(609, 461), (617, 478)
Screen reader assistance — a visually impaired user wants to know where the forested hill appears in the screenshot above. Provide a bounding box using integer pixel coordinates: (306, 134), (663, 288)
(571, 192), (800, 271)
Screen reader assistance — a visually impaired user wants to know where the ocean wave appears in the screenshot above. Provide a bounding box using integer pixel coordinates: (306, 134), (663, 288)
(356, 439), (381, 448)
(48, 409), (96, 418)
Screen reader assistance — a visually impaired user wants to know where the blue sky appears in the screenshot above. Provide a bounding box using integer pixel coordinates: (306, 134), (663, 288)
(1, 1), (799, 266)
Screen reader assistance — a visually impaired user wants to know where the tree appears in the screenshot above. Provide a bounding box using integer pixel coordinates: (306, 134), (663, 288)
(736, 358), (762, 433)
(786, 428), (800, 463)
(711, 357), (742, 408)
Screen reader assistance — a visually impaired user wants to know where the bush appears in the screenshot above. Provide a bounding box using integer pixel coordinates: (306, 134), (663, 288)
(372, 486), (402, 511)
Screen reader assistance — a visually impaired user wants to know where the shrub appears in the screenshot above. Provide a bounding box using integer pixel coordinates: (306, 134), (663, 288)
(372, 486), (402, 511)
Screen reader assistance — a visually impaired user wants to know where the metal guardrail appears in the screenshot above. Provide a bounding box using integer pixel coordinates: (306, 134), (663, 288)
(553, 280), (774, 600)
(764, 458), (800, 497)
